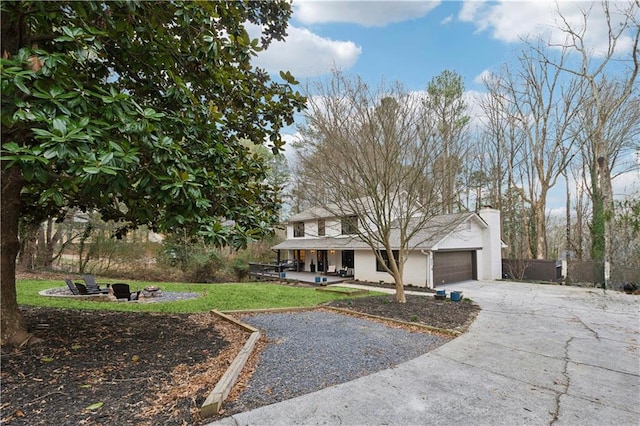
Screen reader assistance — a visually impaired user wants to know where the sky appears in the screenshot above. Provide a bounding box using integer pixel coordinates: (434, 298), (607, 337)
(247, 0), (639, 211)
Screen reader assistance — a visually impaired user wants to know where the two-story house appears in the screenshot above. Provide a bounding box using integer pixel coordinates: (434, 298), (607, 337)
(272, 205), (503, 288)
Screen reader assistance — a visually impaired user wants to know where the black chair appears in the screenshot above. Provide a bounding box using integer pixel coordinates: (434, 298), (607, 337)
(82, 275), (109, 294)
(111, 283), (139, 300)
(75, 283), (89, 295)
(65, 278), (80, 295)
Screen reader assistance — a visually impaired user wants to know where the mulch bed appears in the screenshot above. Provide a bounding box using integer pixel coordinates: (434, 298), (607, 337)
(1, 307), (249, 425)
(325, 293), (480, 332)
(1, 289), (479, 425)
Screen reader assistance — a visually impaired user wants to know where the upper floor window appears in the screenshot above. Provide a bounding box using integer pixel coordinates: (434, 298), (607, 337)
(294, 222), (305, 238)
(318, 219), (325, 236)
(341, 215), (358, 235)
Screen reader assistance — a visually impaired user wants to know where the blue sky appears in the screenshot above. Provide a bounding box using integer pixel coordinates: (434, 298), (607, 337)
(250, 0), (637, 91)
(246, 1), (639, 210)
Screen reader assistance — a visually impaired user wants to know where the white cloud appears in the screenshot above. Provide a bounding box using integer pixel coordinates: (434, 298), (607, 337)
(248, 24), (362, 77)
(473, 69), (493, 85)
(294, 0), (441, 27)
(441, 14), (454, 25)
(458, 1), (638, 57)
(280, 132), (301, 163)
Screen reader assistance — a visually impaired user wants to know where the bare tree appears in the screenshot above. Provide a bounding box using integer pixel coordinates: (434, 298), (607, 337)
(546, 0), (639, 286)
(294, 71), (457, 303)
(482, 44), (584, 259)
(478, 76), (529, 257)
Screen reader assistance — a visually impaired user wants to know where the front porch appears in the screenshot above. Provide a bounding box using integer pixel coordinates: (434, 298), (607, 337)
(281, 271), (349, 285)
(248, 263), (349, 284)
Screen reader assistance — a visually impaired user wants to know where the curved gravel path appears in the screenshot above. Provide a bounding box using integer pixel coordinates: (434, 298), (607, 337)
(224, 310), (450, 414)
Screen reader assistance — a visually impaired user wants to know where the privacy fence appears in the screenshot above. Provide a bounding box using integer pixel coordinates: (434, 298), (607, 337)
(502, 259), (639, 289)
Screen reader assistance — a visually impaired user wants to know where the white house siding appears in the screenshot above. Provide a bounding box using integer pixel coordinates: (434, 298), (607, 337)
(353, 250), (428, 287)
(434, 220), (484, 250)
(478, 208), (502, 279)
(353, 250), (374, 282)
(404, 252), (429, 287)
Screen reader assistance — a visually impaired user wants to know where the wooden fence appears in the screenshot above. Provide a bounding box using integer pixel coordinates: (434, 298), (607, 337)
(502, 259), (639, 288)
(502, 259), (562, 282)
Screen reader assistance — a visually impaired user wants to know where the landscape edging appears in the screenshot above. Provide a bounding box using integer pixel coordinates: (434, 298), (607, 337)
(322, 306), (463, 337)
(200, 303), (473, 418)
(200, 310), (260, 418)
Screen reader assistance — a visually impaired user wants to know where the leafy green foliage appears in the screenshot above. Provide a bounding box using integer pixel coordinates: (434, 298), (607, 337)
(1, 0), (306, 248)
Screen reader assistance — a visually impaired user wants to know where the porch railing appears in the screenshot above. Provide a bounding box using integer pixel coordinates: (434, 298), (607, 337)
(248, 262), (285, 280)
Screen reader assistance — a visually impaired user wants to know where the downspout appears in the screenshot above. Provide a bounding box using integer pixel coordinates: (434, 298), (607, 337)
(421, 250), (433, 289)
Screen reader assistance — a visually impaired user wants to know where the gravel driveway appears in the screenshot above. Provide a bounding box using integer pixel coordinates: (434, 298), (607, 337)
(223, 309), (449, 414)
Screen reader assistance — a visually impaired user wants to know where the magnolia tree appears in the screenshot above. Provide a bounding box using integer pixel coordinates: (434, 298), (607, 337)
(0, 1), (305, 347)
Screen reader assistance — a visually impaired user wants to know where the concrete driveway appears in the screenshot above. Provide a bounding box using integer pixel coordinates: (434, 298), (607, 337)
(211, 281), (639, 426)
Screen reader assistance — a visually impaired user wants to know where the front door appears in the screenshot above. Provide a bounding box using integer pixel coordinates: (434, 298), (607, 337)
(317, 250), (327, 273)
(342, 250), (354, 268)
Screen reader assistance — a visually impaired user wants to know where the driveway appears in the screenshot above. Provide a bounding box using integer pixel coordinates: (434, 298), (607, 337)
(211, 280), (640, 426)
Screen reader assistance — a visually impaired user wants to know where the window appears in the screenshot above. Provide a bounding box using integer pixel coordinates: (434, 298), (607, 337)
(318, 219), (325, 236)
(376, 250), (399, 272)
(341, 215), (358, 235)
(294, 222), (305, 238)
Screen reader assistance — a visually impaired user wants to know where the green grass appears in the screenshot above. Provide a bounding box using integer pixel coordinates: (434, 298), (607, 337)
(16, 279), (375, 313)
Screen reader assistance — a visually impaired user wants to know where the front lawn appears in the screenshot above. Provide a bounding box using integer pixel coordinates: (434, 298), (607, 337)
(16, 279), (374, 313)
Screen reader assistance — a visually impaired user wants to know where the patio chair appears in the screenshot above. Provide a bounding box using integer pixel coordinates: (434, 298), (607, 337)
(82, 275), (109, 294)
(65, 278), (81, 295)
(75, 283), (89, 295)
(111, 283), (139, 301)
(339, 267), (354, 277)
(326, 265), (337, 275)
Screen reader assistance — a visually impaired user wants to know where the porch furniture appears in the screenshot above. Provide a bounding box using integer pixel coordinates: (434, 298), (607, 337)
(82, 275), (109, 294)
(75, 283), (89, 295)
(65, 278), (81, 295)
(111, 283), (139, 301)
(339, 267), (354, 277)
(326, 265), (337, 275)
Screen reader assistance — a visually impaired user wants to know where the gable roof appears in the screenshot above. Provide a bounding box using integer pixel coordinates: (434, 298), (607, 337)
(273, 211), (485, 251)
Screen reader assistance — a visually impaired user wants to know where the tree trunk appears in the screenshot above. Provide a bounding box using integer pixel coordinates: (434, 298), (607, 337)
(1, 164), (31, 347)
(390, 255), (406, 303)
(394, 273), (406, 303)
(533, 202), (546, 260)
(596, 154), (613, 287)
(43, 218), (62, 268)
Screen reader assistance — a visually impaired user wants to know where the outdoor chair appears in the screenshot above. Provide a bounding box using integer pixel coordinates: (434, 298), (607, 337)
(82, 275), (109, 294)
(111, 283), (139, 301)
(75, 283), (89, 295)
(326, 265), (337, 275)
(339, 267), (354, 277)
(65, 278), (81, 295)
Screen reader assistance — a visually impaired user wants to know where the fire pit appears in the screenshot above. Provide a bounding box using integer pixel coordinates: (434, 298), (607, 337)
(140, 286), (163, 298)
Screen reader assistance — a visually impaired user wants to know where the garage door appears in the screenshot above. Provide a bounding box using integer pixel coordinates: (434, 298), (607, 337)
(434, 251), (475, 285)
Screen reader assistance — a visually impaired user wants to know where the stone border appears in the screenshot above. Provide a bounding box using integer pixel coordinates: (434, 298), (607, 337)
(38, 288), (111, 301)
